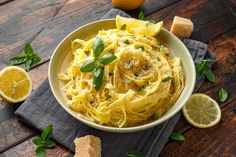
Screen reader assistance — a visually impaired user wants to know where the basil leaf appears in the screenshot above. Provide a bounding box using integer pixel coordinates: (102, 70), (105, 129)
(10, 55), (27, 65)
(124, 39), (129, 44)
(25, 59), (33, 71)
(36, 147), (46, 157)
(219, 88), (228, 103)
(99, 53), (117, 65)
(162, 76), (172, 82)
(93, 38), (105, 59)
(45, 140), (56, 148)
(25, 43), (34, 56)
(196, 69), (204, 81)
(41, 124), (53, 140)
(138, 11), (145, 20)
(127, 149), (143, 157)
(137, 86), (145, 93)
(195, 62), (204, 72)
(138, 11), (157, 24)
(9, 43), (41, 71)
(33, 137), (45, 147)
(140, 46), (145, 51)
(195, 60), (215, 82)
(203, 59), (212, 67)
(204, 68), (215, 83)
(169, 132), (185, 141)
(93, 66), (104, 91)
(120, 24), (126, 30)
(147, 18), (157, 24)
(80, 60), (95, 72)
(32, 55), (41, 64)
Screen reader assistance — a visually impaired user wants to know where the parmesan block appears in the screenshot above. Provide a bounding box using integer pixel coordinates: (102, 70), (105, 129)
(170, 16), (194, 38)
(74, 135), (101, 157)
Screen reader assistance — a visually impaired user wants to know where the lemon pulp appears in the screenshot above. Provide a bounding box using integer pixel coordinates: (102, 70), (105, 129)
(116, 15), (163, 36)
(0, 66), (32, 103)
(183, 93), (221, 128)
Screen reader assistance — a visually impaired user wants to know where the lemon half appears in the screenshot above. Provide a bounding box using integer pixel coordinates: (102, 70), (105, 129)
(183, 93), (221, 128)
(116, 15), (163, 36)
(112, 0), (145, 10)
(0, 66), (32, 103)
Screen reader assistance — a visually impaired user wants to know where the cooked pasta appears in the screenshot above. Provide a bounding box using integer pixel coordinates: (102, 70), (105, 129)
(58, 27), (184, 127)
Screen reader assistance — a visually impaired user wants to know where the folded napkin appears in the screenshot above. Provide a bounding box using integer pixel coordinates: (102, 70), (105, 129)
(15, 9), (216, 157)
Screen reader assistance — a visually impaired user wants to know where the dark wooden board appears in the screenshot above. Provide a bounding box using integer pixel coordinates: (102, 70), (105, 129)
(0, 0), (190, 153)
(0, 0), (236, 156)
(0, 0), (179, 66)
(1, 137), (70, 157)
(150, 0), (236, 42)
(0, 0), (68, 64)
(160, 99), (236, 157)
(160, 28), (236, 157)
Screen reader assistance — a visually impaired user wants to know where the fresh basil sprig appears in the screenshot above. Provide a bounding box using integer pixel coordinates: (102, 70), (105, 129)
(33, 124), (56, 157)
(80, 38), (117, 91)
(219, 88), (228, 103)
(139, 11), (157, 24)
(10, 43), (41, 71)
(195, 59), (215, 83)
(127, 149), (144, 157)
(169, 132), (185, 142)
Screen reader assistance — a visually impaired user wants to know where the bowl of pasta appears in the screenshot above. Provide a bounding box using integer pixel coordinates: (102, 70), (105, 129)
(49, 16), (196, 133)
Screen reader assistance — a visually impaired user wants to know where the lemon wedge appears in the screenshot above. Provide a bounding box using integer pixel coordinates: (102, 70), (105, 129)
(116, 15), (163, 36)
(0, 66), (32, 103)
(183, 93), (221, 128)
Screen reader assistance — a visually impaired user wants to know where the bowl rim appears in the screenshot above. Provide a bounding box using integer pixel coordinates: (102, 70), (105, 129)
(48, 18), (196, 133)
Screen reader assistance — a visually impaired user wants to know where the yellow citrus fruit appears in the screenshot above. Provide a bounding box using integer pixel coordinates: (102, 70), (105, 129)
(183, 93), (221, 128)
(0, 66), (32, 103)
(112, 0), (145, 10)
(116, 15), (163, 36)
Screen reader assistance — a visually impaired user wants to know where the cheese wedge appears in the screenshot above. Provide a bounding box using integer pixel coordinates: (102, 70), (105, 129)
(74, 135), (101, 157)
(170, 16), (194, 38)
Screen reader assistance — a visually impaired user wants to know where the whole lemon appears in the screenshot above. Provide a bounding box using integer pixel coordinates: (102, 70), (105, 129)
(112, 0), (145, 10)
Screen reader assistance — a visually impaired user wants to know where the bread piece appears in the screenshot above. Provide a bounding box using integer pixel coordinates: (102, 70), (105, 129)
(170, 16), (194, 38)
(74, 135), (101, 157)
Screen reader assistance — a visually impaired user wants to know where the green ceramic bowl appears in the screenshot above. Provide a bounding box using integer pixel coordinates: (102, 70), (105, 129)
(48, 19), (196, 133)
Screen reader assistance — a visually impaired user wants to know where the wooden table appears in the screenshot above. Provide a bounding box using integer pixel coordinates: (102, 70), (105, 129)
(0, 0), (236, 156)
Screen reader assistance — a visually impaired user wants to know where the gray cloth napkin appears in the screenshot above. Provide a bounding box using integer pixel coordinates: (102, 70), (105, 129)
(15, 9), (215, 157)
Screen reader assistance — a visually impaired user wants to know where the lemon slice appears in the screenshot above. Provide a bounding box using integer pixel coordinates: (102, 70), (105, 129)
(0, 66), (32, 103)
(116, 15), (163, 36)
(183, 93), (221, 128)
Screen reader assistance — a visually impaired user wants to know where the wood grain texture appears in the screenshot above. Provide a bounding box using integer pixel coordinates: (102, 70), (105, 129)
(160, 99), (236, 157)
(0, 0), (68, 64)
(0, 0), (15, 6)
(0, 118), (34, 153)
(1, 137), (70, 157)
(167, 27), (236, 140)
(0, 62), (49, 152)
(150, 0), (236, 42)
(0, 0), (236, 156)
